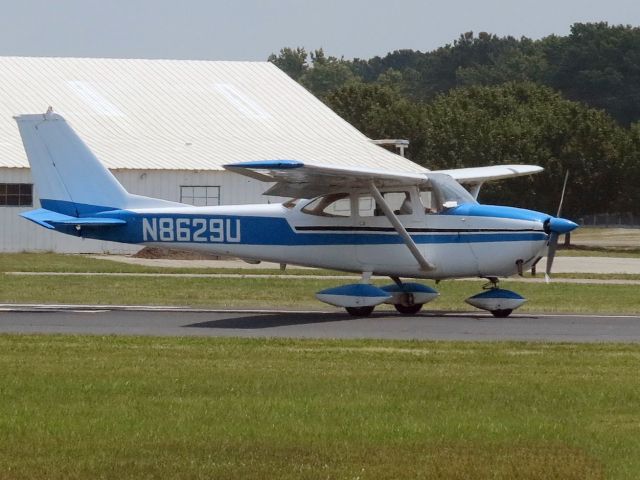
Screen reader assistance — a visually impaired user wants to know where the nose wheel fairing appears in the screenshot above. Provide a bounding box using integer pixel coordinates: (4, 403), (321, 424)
(465, 287), (526, 317)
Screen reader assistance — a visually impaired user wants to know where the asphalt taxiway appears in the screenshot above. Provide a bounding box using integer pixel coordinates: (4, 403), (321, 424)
(0, 305), (639, 342)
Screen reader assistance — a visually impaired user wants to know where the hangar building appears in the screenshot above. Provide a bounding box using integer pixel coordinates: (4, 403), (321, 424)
(0, 57), (425, 253)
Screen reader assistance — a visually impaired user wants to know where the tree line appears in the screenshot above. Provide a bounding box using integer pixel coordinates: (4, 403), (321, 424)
(268, 23), (640, 218)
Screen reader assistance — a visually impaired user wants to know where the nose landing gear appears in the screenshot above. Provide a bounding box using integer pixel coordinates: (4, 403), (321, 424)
(465, 277), (526, 317)
(345, 306), (375, 317)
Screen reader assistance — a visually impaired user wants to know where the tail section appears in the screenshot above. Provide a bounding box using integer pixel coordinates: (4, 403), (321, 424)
(15, 112), (132, 215)
(14, 111), (181, 217)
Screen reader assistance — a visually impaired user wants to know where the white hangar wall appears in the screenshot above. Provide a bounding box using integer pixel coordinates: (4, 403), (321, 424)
(0, 168), (273, 253)
(113, 169), (271, 205)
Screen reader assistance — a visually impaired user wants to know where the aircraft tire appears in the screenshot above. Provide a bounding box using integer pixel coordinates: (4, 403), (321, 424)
(345, 306), (375, 317)
(394, 303), (423, 315)
(491, 309), (513, 318)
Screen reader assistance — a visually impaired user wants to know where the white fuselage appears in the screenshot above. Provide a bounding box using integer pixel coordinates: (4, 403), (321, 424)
(115, 200), (548, 279)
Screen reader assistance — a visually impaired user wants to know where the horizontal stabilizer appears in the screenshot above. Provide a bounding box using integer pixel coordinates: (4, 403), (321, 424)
(20, 209), (126, 230)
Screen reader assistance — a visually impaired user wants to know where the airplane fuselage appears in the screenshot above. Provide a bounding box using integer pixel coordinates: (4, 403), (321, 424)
(62, 201), (551, 279)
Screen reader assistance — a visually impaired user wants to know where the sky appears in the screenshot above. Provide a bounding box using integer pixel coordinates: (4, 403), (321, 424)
(0, 0), (638, 61)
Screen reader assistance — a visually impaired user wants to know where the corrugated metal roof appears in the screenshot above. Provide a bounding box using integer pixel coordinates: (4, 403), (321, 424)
(0, 56), (428, 173)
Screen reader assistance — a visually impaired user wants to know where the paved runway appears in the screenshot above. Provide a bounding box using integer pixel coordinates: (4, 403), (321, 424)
(0, 305), (639, 342)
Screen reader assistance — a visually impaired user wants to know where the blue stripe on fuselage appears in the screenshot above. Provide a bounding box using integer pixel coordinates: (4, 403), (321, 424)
(37, 201), (548, 246)
(57, 210), (547, 246)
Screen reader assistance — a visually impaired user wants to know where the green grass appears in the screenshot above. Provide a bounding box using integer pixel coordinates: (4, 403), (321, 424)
(2, 273), (640, 313)
(1, 335), (639, 479)
(552, 273), (640, 281)
(0, 253), (346, 276)
(4, 252), (640, 277)
(3, 251), (640, 281)
(558, 248), (640, 258)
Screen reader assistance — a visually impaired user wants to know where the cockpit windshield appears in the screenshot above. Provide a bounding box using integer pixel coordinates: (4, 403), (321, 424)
(422, 173), (477, 212)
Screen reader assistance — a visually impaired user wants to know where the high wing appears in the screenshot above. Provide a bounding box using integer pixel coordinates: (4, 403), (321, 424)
(224, 160), (431, 198)
(433, 164), (543, 199)
(434, 165), (543, 184)
(224, 160), (542, 198)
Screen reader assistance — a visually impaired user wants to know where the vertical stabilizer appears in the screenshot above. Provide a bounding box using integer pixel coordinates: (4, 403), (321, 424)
(15, 112), (181, 216)
(15, 112), (129, 215)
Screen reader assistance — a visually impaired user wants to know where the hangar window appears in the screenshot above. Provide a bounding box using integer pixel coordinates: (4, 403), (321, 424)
(0, 183), (32, 206)
(180, 186), (220, 206)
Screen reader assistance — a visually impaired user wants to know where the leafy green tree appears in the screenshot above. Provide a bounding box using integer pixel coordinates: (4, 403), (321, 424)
(421, 83), (629, 217)
(267, 47), (308, 81)
(351, 49), (426, 83)
(346, 24), (640, 125)
(325, 83), (426, 147)
(357, 32), (546, 101)
(619, 122), (640, 214)
(299, 49), (359, 98)
(542, 22), (640, 125)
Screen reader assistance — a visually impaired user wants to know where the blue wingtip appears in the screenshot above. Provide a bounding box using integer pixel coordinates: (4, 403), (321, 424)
(224, 160), (304, 169)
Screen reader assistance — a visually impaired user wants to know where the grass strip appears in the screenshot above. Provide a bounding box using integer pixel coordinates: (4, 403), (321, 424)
(0, 253), (346, 276)
(0, 335), (638, 479)
(5, 252), (640, 277)
(1, 273), (640, 313)
(558, 247), (640, 258)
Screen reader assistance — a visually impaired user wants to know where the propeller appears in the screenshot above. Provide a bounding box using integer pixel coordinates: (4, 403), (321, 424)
(545, 171), (571, 283)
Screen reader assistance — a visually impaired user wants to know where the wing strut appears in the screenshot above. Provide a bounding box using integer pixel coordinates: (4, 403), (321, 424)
(468, 182), (483, 200)
(368, 181), (435, 271)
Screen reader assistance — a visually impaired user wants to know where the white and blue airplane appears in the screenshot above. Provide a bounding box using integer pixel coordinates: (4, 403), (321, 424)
(15, 111), (578, 317)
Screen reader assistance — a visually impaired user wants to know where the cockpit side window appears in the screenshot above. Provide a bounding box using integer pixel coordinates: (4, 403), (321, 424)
(420, 188), (438, 214)
(357, 190), (415, 217)
(301, 193), (352, 217)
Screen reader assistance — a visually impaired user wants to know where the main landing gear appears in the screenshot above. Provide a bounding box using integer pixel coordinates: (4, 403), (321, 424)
(394, 303), (424, 315)
(464, 277), (526, 318)
(315, 274), (439, 317)
(345, 306), (375, 317)
(384, 276), (439, 316)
